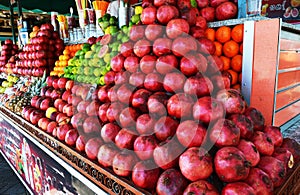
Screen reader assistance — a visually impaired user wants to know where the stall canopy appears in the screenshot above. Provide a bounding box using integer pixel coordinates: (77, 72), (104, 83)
(0, 0), (77, 14)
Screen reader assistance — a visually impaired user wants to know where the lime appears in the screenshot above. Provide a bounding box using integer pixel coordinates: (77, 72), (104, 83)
(75, 50), (82, 56)
(110, 25), (119, 35)
(102, 13), (110, 22)
(84, 51), (94, 59)
(103, 53), (111, 64)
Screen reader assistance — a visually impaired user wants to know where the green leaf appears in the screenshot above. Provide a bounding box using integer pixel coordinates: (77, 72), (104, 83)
(191, 0), (197, 8)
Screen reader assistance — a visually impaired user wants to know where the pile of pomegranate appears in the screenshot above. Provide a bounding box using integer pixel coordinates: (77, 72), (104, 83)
(15, 23), (64, 77)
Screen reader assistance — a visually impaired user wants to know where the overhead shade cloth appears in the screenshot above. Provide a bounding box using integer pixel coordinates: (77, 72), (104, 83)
(0, 0), (77, 14)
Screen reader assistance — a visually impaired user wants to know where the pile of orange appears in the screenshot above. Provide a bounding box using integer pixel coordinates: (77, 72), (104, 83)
(50, 44), (83, 77)
(205, 24), (244, 90)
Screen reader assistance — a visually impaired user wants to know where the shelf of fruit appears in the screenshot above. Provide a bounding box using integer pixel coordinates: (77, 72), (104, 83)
(0, 0), (300, 194)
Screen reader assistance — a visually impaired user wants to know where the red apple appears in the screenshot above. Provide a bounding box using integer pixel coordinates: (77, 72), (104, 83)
(39, 97), (53, 111)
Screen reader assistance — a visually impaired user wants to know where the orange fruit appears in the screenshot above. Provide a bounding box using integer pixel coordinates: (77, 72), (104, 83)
(216, 26), (231, 43)
(231, 54), (243, 72)
(59, 55), (64, 61)
(63, 49), (70, 55)
(232, 84), (241, 91)
(239, 73), (242, 83)
(214, 41), (223, 56)
(231, 24), (244, 43)
(239, 43), (243, 54)
(223, 40), (239, 58)
(61, 60), (68, 67)
(220, 56), (231, 70)
(205, 28), (216, 42)
(32, 26), (39, 32)
(227, 69), (238, 85)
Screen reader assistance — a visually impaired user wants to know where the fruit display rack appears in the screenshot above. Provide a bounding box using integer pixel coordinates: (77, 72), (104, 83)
(0, 106), (150, 195)
(0, 105), (300, 195)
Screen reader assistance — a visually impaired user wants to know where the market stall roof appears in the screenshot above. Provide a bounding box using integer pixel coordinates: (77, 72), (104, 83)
(0, 0), (77, 14)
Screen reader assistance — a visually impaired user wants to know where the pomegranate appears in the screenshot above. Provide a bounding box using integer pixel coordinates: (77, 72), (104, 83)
(132, 160), (161, 190)
(228, 114), (254, 139)
(183, 180), (219, 195)
(172, 36), (198, 57)
(154, 116), (179, 142)
(281, 137), (300, 164)
(214, 147), (250, 182)
(157, 5), (179, 24)
(153, 138), (184, 170)
(180, 8), (198, 26)
(163, 72), (186, 93)
(273, 147), (294, 170)
(180, 52), (208, 76)
(154, 0), (176, 7)
(216, 89), (246, 115)
(190, 26), (206, 39)
(167, 93), (195, 119)
(156, 168), (188, 195)
(200, 7), (215, 22)
(166, 19), (190, 39)
(134, 135), (159, 160)
(85, 138), (103, 160)
(120, 41), (134, 57)
(237, 139), (260, 167)
(179, 147), (213, 181)
(129, 25), (145, 41)
(101, 123), (120, 143)
(258, 156), (286, 187)
(136, 114), (156, 135)
(193, 96), (225, 125)
(183, 75), (214, 98)
(210, 119), (240, 147)
(215, 2), (238, 21)
(112, 150), (138, 177)
(251, 131), (274, 156)
(245, 168), (274, 195)
(133, 39), (152, 57)
(119, 107), (139, 128)
(145, 24), (164, 41)
(115, 128), (138, 150)
(196, 0), (209, 8)
(153, 38), (173, 57)
(97, 143), (119, 167)
(244, 107), (265, 131)
(263, 125), (283, 147)
(156, 54), (178, 75)
(221, 182), (255, 195)
(140, 55), (157, 74)
(147, 92), (169, 116)
(198, 37), (216, 55)
(210, 0), (228, 7)
(141, 6), (157, 25)
(176, 120), (207, 147)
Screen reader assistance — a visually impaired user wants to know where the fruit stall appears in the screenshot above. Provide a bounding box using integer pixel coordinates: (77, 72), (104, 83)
(0, 0), (300, 194)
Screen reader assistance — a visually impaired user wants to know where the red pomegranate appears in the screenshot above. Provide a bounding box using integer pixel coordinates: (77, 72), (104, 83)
(258, 156), (286, 187)
(209, 119), (240, 147)
(216, 89), (246, 115)
(134, 135), (159, 160)
(156, 168), (188, 195)
(251, 131), (274, 156)
(97, 143), (119, 168)
(221, 182), (255, 195)
(183, 180), (219, 195)
(245, 168), (274, 195)
(281, 138), (300, 164)
(272, 147), (294, 170)
(263, 125), (283, 147)
(244, 107), (265, 131)
(228, 114), (254, 139)
(214, 147), (250, 182)
(112, 150), (138, 177)
(179, 147), (213, 181)
(237, 139), (260, 167)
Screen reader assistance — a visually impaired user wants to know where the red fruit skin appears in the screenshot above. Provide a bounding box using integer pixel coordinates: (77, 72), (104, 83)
(156, 54), (178, 75)
(112, 150), (138, 177)
(129, 25), (145, 42)
(251, 131), (274, 156)
(119, 107), (139, 128)
(144, 72), (164, 92)
(106, 102), (125, 123)
(201, 7), (215, 22)
(176, 120), (207, 148)
(272, 147), (294, 170)
(129, 72), (146, 89)
(136, 114), (156, 135)
(132, 160), (161, 190)
(179, 147), (213, 181)
(177, 0), (191, 9)
(172, 36), (198, 57)
(141, 6), (157, 25)
(190, 26), (206, 39)
(156, 5), (179, 25)
(210, 119), (240, 147)
(193, 96), (225, 125)
(115, 128), (138, 150)
(167, 93), (195, 119)
(215, 2), (238, 21)
(281, 138), (300, 164)
(214, 147), (250, 182)
(183, 180), (219, 195)
(101, 123), (121, 143)
(154, 116), (179, 142)
(133, 39), (152, 57)
(263, 125), (283, 147)
(196, 0), (209, 8)
(166, 19), (190, 39)
(120, 41), (134, 57)
(163, 72), (186, 93)
(229, 114), (254, 139)
(237, 139), (260, 167)
(180, 53), (208, 76)
(153, 138), (184, 170)
(117, 84), (135, 104)
(145, 25), (164, 41)
(75, 135), (86, 152)
(245, 168), (274, 195)
(140, 55), (157, 74)
(210, 0), (228, 7)
(110, 54), (125, 72)
(207, 55), (224, 74)
(147, 92), (169, 116)
(98, 103), (110, 123)
(134, 135), (159, 160)
(258, 156), (287, 187)
(211, 73), (231, 90)
(216, 89), (246, 115)
(244, 107), (265, 131)
(154, 0), (176, 7)
(184, 75), (214, 98)
(198, 37), (216, 55)
(124, 56), (140, 73)
(156, 169), (188, 195)
(97, 143), (119, 168)
(84, 138), (103, 161)
(180, 8), (198, 26)
(131, 89), (152, 113)
(153, 38), (173, 57)
(221, 182), (255, 195)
